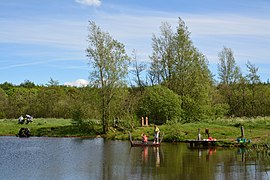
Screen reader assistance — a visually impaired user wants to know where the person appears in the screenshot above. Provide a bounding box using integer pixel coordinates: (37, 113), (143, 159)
(25, 114), (33, 124)
(142, 133), (148, 144)
(153, 125), (160, 144)
(18, 115), (24, 124)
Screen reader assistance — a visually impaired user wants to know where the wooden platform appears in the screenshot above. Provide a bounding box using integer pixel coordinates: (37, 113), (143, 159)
(130, 141), (161, 147)
(129, 132), (163, 147)
(186, 140), (218, 148)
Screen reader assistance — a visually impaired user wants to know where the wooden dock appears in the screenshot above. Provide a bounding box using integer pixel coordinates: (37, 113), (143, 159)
(186, 140), (218, 148)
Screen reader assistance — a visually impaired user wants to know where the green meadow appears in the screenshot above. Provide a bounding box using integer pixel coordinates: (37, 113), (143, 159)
(1, 117), (269, 147)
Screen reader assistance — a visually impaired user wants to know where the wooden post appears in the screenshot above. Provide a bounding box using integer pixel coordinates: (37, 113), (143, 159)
(145, 116), (148, 126)
(141, 117), (144, 126)
(241, 126), (245, 138)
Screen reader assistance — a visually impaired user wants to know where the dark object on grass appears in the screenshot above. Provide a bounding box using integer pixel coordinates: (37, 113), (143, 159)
(17, 128), (31, 137)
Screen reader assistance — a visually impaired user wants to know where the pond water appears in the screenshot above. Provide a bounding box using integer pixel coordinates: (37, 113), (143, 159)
(0, 136), (269, 180)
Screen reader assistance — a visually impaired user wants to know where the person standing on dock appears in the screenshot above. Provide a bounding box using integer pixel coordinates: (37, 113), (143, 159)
(153, 125), (160, 144)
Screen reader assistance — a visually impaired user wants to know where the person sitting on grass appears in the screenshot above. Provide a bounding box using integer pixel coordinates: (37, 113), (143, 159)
(18, 115), (24, 124)
(25, 114), (33, 124)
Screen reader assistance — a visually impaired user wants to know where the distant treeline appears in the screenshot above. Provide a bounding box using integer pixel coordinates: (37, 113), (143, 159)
(1, 79), (270, 124)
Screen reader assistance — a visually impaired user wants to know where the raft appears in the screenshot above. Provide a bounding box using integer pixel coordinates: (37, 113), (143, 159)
(129, 132), (163, 147)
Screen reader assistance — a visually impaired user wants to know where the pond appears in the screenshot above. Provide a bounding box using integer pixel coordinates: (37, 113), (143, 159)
(0, 136), (269, 180)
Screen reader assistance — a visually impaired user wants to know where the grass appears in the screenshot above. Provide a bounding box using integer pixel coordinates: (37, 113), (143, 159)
(0, 117), (270, 146)
(107, 117), (270, 146)
(0, 118), (99, 137)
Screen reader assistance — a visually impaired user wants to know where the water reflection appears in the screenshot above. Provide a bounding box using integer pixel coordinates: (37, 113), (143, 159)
(140, 147), (162, 167)
(154, 147), (161, 167)
(206, 148), (217, 161)
(0, 137), (269, 180)
(141, 147), (148, 163)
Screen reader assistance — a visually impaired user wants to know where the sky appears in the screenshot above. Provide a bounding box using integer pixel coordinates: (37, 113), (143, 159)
(1, 0), (270, 86)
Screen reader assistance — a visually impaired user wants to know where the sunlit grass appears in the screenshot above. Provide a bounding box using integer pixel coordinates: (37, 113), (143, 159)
(0, 118), (98, 137)
(108, 117), (270, 145)
(0, 117), (269, 145)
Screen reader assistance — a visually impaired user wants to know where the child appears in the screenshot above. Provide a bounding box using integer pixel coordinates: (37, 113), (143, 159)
(142, 134), (148, 144)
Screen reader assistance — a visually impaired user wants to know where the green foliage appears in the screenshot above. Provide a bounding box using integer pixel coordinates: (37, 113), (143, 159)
(211, 103), (230, 119)
(137, 85), (182, 124)
(163, 122), (187, 142)
(72, 106), (85, 126)
(20, 80), (36, 88)
(0, 88), (7, 118)
(0, 82), (15, 91)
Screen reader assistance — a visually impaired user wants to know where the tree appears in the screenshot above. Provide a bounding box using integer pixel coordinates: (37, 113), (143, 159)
(130, 49), (146, 94)
(217, 47), (242, 116)
(20, 80), (35, 88)
(149, 18), (214, 122)
(0, 82), (14, 91)
(217, 47), (241, 85)
(46, 77), (60, 87)
(86, 21), (130, 133)
(149, 22), (175, 87)
(246, 61), (260, 116)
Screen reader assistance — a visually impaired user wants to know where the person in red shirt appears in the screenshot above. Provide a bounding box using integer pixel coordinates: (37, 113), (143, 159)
(142, 134), (148, 144)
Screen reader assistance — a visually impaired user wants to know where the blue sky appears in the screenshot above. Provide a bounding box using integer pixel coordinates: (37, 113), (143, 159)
(1, 0), (270, 86)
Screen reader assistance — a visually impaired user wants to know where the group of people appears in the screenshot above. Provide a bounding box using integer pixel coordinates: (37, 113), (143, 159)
(142, 125), (160, 144)
(18, 114), (33, 124)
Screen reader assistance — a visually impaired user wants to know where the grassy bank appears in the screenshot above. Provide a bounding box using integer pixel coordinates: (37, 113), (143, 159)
(0, 118), (100, 137)
(0, 117), (270, 146)
(108, 118), (270, 145)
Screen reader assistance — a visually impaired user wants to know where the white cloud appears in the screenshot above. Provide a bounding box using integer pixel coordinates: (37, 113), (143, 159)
(64, 79), (89, 87)
(75, 0), (101, 7)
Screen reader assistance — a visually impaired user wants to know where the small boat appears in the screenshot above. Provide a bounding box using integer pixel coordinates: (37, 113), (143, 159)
(129, 132), (163, 147)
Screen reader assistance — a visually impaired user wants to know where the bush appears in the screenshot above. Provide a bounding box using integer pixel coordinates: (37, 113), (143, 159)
(136, 85), (183, 124)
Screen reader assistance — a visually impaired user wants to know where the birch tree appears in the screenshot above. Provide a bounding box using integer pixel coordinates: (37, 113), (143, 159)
(86, 21), (130, 133)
